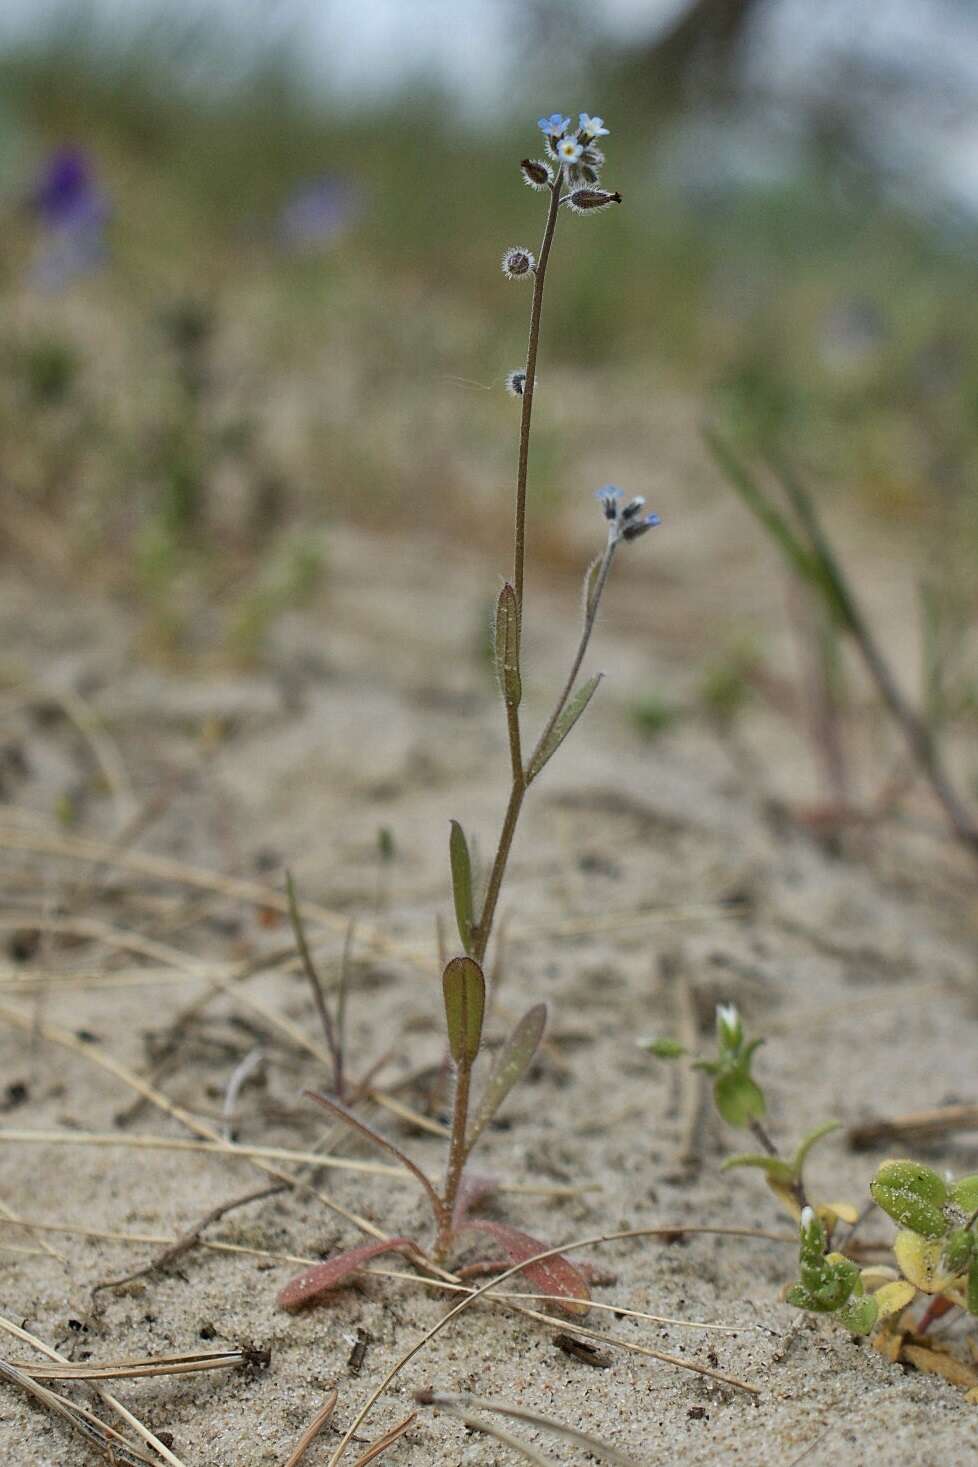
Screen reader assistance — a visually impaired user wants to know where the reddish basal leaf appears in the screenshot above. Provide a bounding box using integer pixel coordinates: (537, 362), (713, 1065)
(278, 1237), (416, 1310)
(465, 1219), (590, 1316)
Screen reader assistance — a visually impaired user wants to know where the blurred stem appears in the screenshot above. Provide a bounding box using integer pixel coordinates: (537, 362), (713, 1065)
(513, 173), (563, 620)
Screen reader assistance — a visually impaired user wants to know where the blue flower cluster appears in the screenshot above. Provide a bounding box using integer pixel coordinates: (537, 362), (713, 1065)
(535, 111), (610, 186)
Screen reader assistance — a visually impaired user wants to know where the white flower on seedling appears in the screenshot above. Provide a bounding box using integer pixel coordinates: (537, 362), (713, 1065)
(579, 113), (610, 140)
(555, 136), (584, 165)
(716, 1001), (742, 1051)
(800, 1205), (815, 1232)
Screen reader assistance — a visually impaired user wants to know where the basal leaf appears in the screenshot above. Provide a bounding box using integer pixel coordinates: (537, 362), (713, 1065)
(465, 1219), (590, 1316)
(277, 1237), (416, 1310)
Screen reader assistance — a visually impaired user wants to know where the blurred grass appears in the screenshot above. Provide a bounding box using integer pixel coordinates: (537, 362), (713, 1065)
(2, 6), (978, 660)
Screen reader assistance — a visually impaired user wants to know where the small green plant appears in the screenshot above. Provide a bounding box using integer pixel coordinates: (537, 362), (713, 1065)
(277, 109), (655, 1312)
(648, 1004), (978, 1354)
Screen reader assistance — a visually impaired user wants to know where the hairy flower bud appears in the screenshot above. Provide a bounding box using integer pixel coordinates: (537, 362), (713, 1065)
(505, 369), (526, 398)
(520, 158), (552, 190)
(501, 246), (535, 280)
(566, 188), (622, 214)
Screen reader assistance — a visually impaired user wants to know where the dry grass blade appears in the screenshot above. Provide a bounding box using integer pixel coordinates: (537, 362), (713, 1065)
(0, 1195), (67, 1264)
(0, 1355), (157, 1466)
(282, 1387), (339, 1467)
(349, 1410), (417, 1465)
(0, 1314), (188, 1467)
(324, 1224), (766, 1465)
(12, 1349), (256, 1381)
(434, 1405), (554, 1466)
(418, 1390), (640, 1466)
(0, 1000), (388, 1241)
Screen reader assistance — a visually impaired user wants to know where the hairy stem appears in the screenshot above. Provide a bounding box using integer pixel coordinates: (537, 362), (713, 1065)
(514, 175), (563, 617)
(437, 1059), (473, 1261)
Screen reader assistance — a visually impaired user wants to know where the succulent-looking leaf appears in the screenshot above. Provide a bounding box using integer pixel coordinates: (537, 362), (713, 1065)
(713, 1071), (766, 1129)
(893, 1230), (954, 1294)
(467, 1003), (547, 1152)
(950, 1173), (978, 1214)
(870, 1160), (949, 1238)
(494, 582), (522, 708)
(527, 674), (602, 782)
(278, 1238), (416, 1310)
(942, 1228), (975, 1276)
(872, 1280), (916, 1321)
(449, 820), (475, 954)
(819, 1200), (860, 1228)
(442, 955), (485, 1065)
(464, 1219), (590, 1316)
(836, 1292), (878, 1335)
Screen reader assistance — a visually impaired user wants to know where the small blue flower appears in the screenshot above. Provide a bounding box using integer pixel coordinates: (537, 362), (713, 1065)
(622, 512), (661, 542)
(538, 113), (571, 138)
(596, 485), (621, 520)
(579, 113), (610, 140)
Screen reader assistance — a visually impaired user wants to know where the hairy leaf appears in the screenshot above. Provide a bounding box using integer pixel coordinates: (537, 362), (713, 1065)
(467, 1003), (547, 1152)
(449, 819), (475, 954)
(278, 1238), (416, 1310)
(528, 674), (602, 782)
(442, 955), (485, 1065)
(494, 582), (522, 708)
(465, 1219), (590, 1316)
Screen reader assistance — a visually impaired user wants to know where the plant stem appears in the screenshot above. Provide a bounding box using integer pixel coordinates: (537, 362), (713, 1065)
(437, 1058), (473, 1261)
(474, 538), (619, 961)
(513, 175), (563, 619)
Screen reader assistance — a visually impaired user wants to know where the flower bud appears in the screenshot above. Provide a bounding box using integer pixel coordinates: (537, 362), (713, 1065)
(870, 1160), (949, 1238)
(566, 188), (622, 214)
(520, 158), (552, 190)
(505, 369), (526, 398)
(501, 246), (535, 280)
(715, 1002), (742, 1052)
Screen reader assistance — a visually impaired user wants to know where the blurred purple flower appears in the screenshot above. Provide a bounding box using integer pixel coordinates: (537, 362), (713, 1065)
(29, 146), (110, 290)
(277, 176), (359, 252)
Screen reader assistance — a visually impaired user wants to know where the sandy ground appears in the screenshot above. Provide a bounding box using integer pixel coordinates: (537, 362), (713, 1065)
(1, 486), (977, 1466)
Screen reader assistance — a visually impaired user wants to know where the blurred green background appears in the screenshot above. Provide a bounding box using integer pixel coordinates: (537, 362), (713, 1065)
(1, 0), (977, 667)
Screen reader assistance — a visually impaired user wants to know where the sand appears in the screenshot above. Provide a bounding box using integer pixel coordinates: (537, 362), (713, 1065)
(1, 497), (977, 1466)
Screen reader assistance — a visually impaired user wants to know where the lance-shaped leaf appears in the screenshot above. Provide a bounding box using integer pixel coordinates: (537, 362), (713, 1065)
(494, 582), (522, 708)
(528, 674), (602, 782)
(278, 1237), (417, 1310)
(466, 1003), (547, 1153)
(449, 819), (475, 954)
(464, 1219), (590, 1316)
(442, 955), (485, 1065)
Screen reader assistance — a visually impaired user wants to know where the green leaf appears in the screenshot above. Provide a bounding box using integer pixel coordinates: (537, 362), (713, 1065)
(968, 1255), (978, 1317)
(494, 582), (522, 709)
(442, 955), (485, 1066)
(645, 1037), (686, 1060)
(790, 1120), (841, 1176)
(835, 1292), (878, 1335)
(713, 1071), (766, 1129)
(528, 674), (602, 782)
(449, 819), (475, 955)
(721, 1152), (795, 1184)
(467, 1003), (547, 1151)
(950, 1173), (978, 1214)
(870, 1160), (949, 1239)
